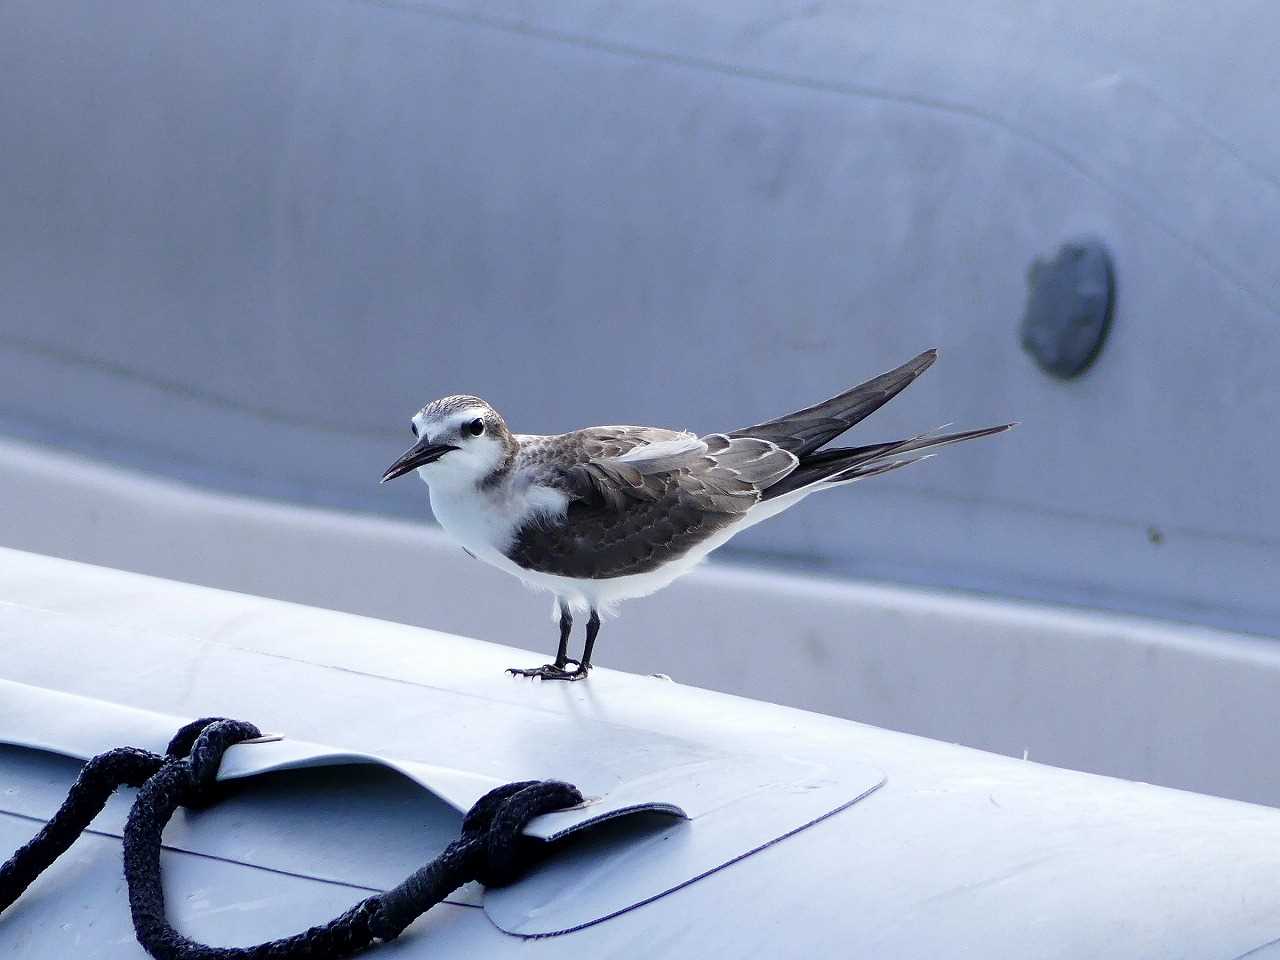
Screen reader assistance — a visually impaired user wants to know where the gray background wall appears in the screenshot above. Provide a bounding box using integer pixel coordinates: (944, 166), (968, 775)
(1, 0), (1278, 635)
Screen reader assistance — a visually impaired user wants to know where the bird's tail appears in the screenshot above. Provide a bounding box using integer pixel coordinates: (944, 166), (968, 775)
(761, 422), (1014, 500)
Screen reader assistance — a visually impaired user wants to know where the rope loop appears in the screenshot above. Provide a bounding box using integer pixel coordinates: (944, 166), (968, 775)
(367, 778), (583, 940)
(185, 720), (261, 800)
(460, 780), (540, 836)
(166, 717), (236, 760)
(475, 780), (583, 888)
(1, 718), (582, 959)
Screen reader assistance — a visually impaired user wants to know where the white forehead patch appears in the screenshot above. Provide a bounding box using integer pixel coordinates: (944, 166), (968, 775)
(441, 407), (489, 431)
(413, 405), (490, 441)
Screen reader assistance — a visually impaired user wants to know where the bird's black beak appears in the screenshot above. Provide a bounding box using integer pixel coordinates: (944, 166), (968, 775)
(380, 438), (459, 483)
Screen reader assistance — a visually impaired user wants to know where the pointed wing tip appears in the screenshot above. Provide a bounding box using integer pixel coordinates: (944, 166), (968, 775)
(898, 348), (938, 380)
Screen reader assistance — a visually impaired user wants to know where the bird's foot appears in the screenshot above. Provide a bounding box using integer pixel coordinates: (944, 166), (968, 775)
(506, 659), (590, 682)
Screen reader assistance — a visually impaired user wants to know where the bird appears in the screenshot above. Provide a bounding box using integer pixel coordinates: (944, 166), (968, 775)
(381, 349), (1013, 680)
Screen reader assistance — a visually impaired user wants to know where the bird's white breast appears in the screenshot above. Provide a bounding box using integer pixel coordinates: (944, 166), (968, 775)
(424, 472), (568, 570)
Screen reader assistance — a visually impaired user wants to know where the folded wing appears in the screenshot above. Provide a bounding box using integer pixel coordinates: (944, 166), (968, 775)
(508, 350), (1010, 580)
(728, 349), (937, 457)
(508, 427), (797, 578)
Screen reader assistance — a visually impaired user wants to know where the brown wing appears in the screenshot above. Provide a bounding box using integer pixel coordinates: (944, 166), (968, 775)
(507, 428), (796, 579)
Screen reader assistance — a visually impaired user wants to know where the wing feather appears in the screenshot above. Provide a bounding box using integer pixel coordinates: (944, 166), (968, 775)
(515, 426), (797, 517)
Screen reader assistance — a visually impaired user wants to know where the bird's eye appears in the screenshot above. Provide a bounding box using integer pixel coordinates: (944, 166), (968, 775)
(410, 422), (419, 438)
(466, 418), (485, 437)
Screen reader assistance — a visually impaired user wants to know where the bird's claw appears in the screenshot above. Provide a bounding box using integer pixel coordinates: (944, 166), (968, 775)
(506, 659), (589, 682)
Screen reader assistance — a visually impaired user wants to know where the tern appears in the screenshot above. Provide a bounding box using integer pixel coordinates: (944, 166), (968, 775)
(382, 349), (1012, 680)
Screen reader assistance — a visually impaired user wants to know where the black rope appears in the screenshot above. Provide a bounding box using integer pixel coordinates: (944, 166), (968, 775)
(0, 718), (582, 959)
(0, 716), (230, 914)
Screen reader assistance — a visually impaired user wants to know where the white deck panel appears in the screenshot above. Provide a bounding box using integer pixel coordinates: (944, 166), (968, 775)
(1, 549), (1279, 957)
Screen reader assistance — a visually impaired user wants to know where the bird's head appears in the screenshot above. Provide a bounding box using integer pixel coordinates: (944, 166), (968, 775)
(381, 395), (516, 488)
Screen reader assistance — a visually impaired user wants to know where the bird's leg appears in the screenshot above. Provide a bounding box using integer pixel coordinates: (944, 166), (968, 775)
(578, 610), (601, 674)
(507, 602), (587, 681)
(553, 603), (573, 668)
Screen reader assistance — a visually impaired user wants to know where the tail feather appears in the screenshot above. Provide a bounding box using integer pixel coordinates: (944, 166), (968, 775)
(728, 349), (938, 458)
(829, 453), (936, 484)
(826, 422), (1014, 473)
(762, 422), (1014, 500)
